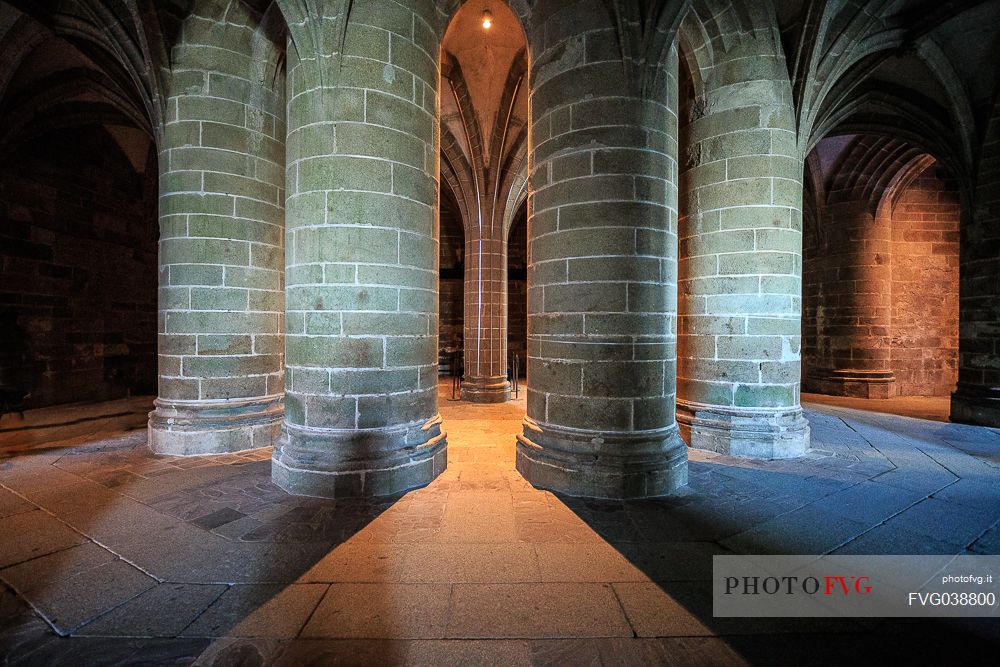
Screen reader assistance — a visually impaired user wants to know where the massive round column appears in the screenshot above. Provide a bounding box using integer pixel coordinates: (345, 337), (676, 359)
(677, 39), (810, 458)
(516, 2), (688, 499)
(150, 6), (285, 455)
(272, 1), (446, 497)
(805, 200), (896, 398)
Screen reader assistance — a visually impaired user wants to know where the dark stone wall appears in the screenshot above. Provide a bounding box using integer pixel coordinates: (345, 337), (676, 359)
(507, 206), (527, 375)
(952, 99), (1000, 424)
(0, 126), (158, 409)
(890, 165), (960, 395)
(439, 190), (464, 373)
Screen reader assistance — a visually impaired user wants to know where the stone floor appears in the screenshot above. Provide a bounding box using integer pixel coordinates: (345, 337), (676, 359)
(2, 384), (1000, 665)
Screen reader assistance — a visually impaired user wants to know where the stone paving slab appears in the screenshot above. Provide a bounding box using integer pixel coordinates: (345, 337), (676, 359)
(181, 584), (328, 639)
(76, 583), (228, 637)
(0, 488), (32, 519)
(397, 542), (541, 584)
(720, 505), (872, 555)
(880, 497), (999, 545)
(804, 480), (927, 523)
(301, 583), (452, 639)
(0, 510), (87, 569)
(5, 552), (156, 634)
(1, 542), (118, 594)
(831, 523), (966, 555)
(447, 583), (634, 639)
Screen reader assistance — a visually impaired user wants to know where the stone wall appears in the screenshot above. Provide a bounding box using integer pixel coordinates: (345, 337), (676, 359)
(801, 158), (959, 398)
(0, 126), (158, 409)
(952, 99), (1000, 425)
(801, 174), (895, 399)
(439, 191), (464, 374)
(890, 165), (960, 395)
(507, 207), (527, 375)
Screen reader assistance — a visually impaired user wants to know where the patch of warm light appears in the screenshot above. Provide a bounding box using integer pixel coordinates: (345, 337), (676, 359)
(482, 9), (493, 29)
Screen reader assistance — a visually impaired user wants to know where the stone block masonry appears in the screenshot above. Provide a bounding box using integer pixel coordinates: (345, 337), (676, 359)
(436, 13), (529, 406)
(272, 0), (447, 498)
(890, 166), (959, 396)
(508, 208), (528, 372)
(149, 2), (286, 455)
(803, 192), (897, 400)
(800, 137), (958, 401)
(0, 128), (157, 409)
(515, 0), (688, 499)
(3, 0), (1000, 522)
(676, 29), (810, 459)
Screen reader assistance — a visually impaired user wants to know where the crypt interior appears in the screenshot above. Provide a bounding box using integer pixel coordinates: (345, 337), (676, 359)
(1, 0), (999, 664)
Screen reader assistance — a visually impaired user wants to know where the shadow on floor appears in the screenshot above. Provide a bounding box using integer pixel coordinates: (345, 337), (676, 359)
(555, 453), (1000, 665)
(0, 437), (412, 666)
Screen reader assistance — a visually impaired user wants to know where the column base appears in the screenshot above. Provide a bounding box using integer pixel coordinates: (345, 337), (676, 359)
(515, 417), (688, 499)
(951, 383), (1000, 427)
(148, 395), (282, 456)
(460, 376), (510, 403)
(677, 401), (810, 459)
(805, 369), (897, 399)
(272, 415), (447, 498)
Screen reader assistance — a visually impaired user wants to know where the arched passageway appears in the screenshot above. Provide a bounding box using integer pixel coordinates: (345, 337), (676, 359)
(439, 0), (528, 404)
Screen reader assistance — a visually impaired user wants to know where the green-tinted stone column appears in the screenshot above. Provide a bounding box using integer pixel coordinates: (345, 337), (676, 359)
(516, 1), (688, 499)
(677, 39), (810, 458)
(272, 0), (446, 497)
(150, 6), (285, 455)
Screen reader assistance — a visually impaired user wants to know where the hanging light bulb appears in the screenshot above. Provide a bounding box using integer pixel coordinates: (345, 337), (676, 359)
(482, 9), (493, 29)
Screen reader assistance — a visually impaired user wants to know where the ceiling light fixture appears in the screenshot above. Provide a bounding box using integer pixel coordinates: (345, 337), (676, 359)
(482, 9), (493, 29)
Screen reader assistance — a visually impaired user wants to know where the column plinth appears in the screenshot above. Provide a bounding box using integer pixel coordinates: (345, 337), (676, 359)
(273, 416), (447, 498)
(806, 369), (897, 399)
(517, 418), (687, 499)
(461, 376), (511, 403)
(951, 383), (1000, 426)
(676, 402), (809, 459)
(149, 396), (282, 456)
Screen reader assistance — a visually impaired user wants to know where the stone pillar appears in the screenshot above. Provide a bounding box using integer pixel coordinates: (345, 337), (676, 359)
(461, 228), (511, 403)
(272, 0), (447, 497)
(516, 3), (688, 499)
(951, 104), (1000, 426)
(806, 201), (896, 398)
(150, 6), (285, 455)
(677, 39), (810, 459)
